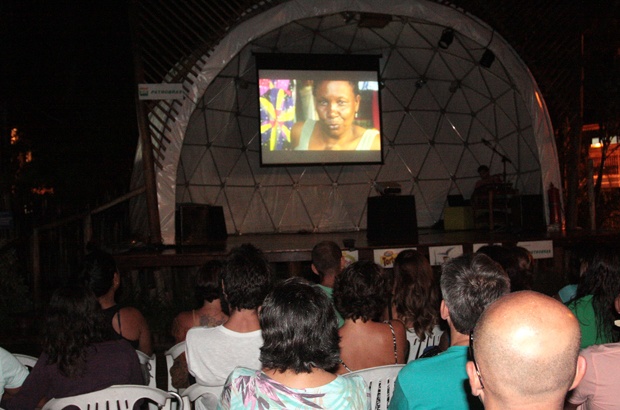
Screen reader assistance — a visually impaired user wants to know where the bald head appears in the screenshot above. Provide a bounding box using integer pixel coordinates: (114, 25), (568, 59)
(470, 291), (584, 408)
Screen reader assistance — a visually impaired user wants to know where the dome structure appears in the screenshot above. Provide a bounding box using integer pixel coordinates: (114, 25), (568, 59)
(135, 0), (560, 244)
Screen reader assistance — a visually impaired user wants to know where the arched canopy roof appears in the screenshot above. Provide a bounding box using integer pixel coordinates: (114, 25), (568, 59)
(137, 0), (560, 244)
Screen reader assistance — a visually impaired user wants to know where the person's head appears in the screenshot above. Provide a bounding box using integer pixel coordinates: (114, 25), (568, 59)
(478, 165), (490, 178)
(477, 245), (533, 292)
(194, 260), (223, 306)
(573, 245), (620, 342)
(221, 243), (273, 311)
(468, 291), (585, 409)
(333, 260), (388, 322)
(312, 80), (361, 139)
(311, 240), (344, 285)
(392, 249), (441, 338)
(43, 285), (107, 378)
(440, 253), (510, 334)
(82, 250), (119, 298)
(259, 277), (340, 374)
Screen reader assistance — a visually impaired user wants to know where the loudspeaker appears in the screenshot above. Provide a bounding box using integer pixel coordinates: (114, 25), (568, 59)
(510, 195), (545, 232)
(367, 195), (418, 243)
(176, 204), (227, 245)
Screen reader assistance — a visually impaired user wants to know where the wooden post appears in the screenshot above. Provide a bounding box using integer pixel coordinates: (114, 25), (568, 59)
(129, 0), (162, 245)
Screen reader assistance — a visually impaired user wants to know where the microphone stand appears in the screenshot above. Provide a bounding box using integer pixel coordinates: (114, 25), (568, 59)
(481, 139), (512, 183)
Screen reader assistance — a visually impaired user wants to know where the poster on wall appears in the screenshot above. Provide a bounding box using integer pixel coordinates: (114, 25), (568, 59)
(342, 250), (359, 266)
(516, 240), (554, 259)
(429, 245), (464, 266)
(373, 248), (414, 268)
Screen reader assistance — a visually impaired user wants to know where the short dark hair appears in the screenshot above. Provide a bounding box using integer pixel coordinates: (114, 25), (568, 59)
(477, 245), (533, 292)
(440, 253), (509, 334)
(82, 250), (117, 298)
(312, 80), (360, 97)
(43, 285), (107, 378)
(333, 260), (388, 322)
(311, 241), (342, 278)
(195, 260), (223, 305)
(222, 243), (273, 310)
(259, 277), (340, 373)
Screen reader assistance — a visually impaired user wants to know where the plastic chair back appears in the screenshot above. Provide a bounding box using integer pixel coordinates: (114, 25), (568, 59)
(136, 350), (157, 388)
(181, 383), (222, 410)
(164, 341), (186, 391)
(41, 384), (182, 410)
(344, 364), (404, 410)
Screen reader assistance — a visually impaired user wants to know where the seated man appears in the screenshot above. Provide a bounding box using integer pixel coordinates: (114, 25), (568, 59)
(311, 240), (345, 327)
(186, 243), (274, 388)
(564, 295), (620, 409)
(468, 291), (585, 410)
(389, 253), (509, 410)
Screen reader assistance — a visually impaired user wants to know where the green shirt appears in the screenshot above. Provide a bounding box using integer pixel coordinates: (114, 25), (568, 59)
(567, 294), (611, 349)
(317, 284), (345, 328)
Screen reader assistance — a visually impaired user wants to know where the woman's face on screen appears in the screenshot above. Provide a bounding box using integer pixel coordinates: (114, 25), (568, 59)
(314, 81), (361, 139)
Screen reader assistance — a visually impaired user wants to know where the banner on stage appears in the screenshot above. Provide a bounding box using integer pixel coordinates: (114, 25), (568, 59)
(429, 245), (464, 266)
(516, 240), (553, 259)
(342, 250), (359, 266)
(373, 248), (414, 268)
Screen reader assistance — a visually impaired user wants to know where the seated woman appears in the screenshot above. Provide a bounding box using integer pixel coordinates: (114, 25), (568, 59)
(290, 80), (380, 151)
(7, 285), (143, 409)
(83, 250), (152, 356)
(390, 249), (444, 361)
(567, 246), (620, 348)
(333, 260), (408, 373)
(219, 277), (369, 409)
(170, 260), (228, 389)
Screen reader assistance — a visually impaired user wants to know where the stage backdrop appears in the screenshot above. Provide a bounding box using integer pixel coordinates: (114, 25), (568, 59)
(130, 0), (560, 244)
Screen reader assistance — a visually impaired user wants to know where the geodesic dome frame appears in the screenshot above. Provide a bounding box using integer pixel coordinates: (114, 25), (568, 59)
(138, 0), (560, 244)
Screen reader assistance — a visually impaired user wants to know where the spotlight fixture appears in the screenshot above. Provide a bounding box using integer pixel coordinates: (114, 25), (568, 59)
(479, 48), (495, 68)
(438, 28), (454, 49)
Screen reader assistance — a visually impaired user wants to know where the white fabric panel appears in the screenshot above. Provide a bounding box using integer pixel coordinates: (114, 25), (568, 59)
(133, 0), (560, 243)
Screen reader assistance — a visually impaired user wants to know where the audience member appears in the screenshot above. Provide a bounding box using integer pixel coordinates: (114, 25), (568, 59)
(219, 277), (369, 409)
(555, 244), (595, 304)
(468, 291), (585, 410)
(390, 249), (444, 361)
(565, 294), (620, 409)
(333, 260), (407, 374)
(477, 245), (533, 292)
(170, 260), (228, 389)
(186, 243), (273, 388)
(389, 253), (509, 410)
(311, 240), (345, 327)
(0, 347), (28, 406)
(83, 250), (152, 355)
(474, 165), (502, 190)
(7, 285), (142, 409)
(567, 246), (620, 348)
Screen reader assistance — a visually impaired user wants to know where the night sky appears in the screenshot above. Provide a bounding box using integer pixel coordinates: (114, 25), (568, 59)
(2, 1), (138, 211)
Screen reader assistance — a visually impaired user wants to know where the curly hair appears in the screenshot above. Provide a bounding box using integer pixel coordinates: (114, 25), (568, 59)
(571, 246), (620, 343)
(43, 285), (107, 378)
(222, 243), (273, 310)
(259, 277), (340, 373)
(392, 249), (441, 340)
(333, 260), (388, 322)
(195, 260), (223, 306)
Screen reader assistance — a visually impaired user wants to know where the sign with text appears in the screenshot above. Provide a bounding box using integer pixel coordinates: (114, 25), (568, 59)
(516, 240), (554, 259)
(429, 245), (464, 266)
(138, 83), (184, 100)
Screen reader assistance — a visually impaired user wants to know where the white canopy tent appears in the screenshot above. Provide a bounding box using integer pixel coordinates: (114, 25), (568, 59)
(132, 0), (560, 244)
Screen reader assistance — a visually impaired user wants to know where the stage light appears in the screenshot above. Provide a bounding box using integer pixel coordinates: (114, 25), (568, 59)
(438, 28), (454, 49)
(480, 49), (495, 68)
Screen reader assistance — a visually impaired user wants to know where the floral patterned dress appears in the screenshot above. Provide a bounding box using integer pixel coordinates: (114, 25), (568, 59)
(217, 367), (370, 410)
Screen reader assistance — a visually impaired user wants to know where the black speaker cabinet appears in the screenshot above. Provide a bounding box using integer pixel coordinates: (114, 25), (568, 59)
(367, 195), (418, 243)
(176, 204), (227, 245)
(509, 195), (546, 232)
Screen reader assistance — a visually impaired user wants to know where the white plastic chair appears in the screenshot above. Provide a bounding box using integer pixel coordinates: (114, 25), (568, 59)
(41, 384), (182, 410)
(181, 384), (223, 410)
(136, 350), (158, 388)
(164, 341), (186, 391)
(13, 353), (38, 370)
(406, 326), (444, 362)
(344, 364), (404, 410)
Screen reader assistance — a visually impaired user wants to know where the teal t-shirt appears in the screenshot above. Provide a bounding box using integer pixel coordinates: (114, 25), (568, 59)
(567, 294), (611, 349)
(317, 284), (345, 328)
(389, 346), (483, 410)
